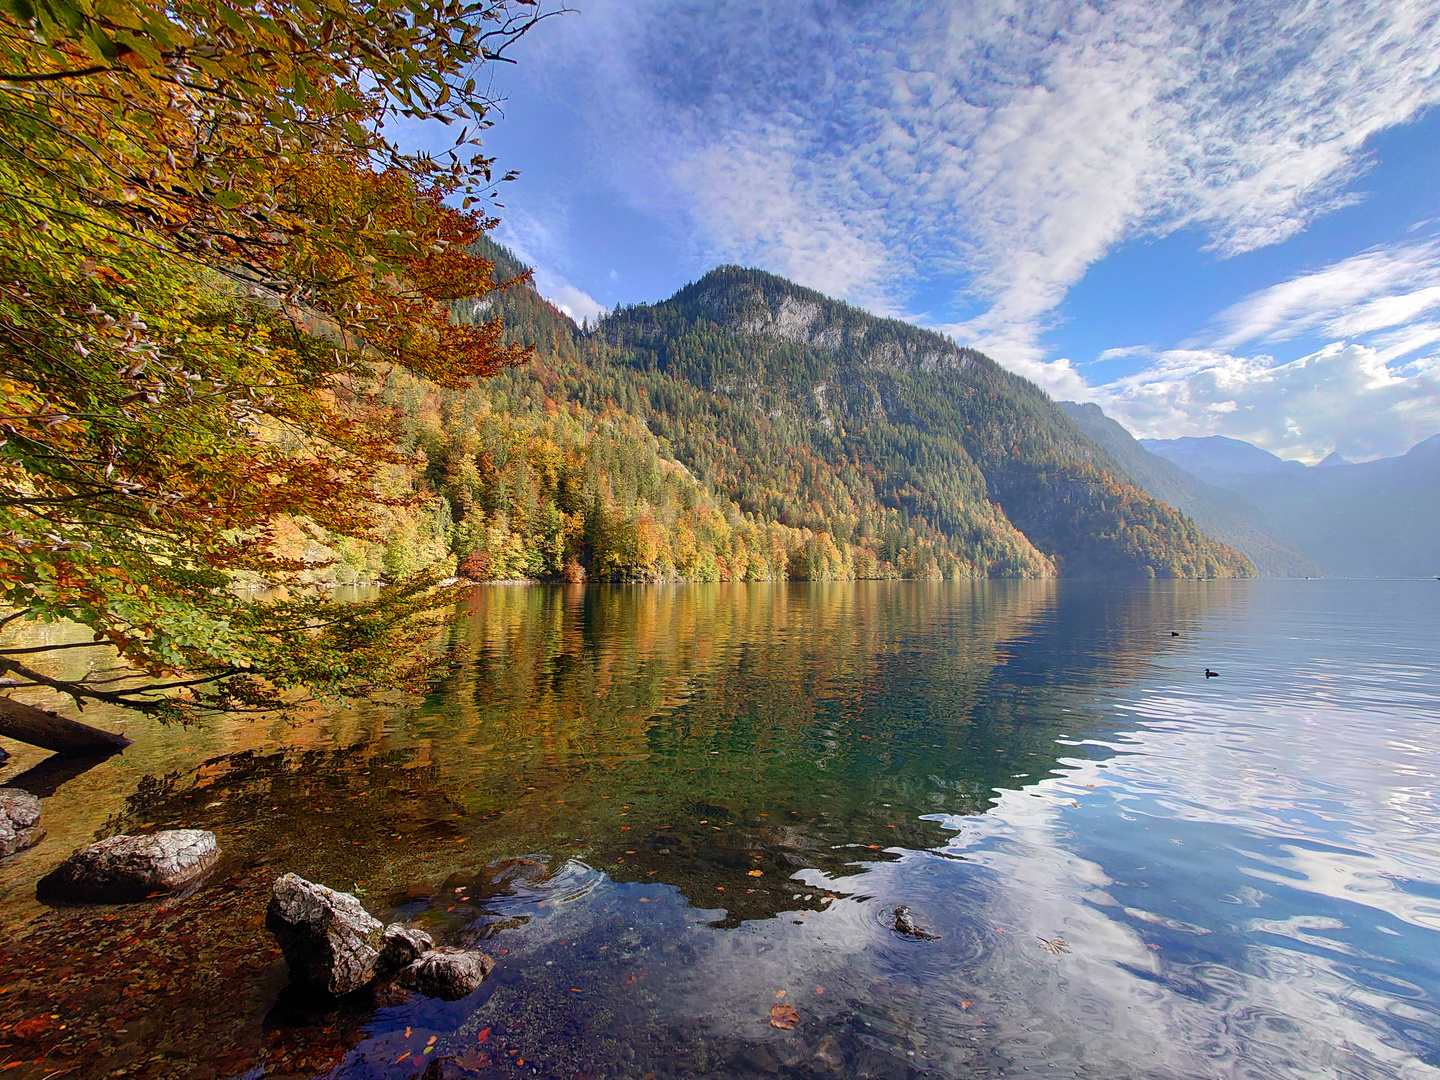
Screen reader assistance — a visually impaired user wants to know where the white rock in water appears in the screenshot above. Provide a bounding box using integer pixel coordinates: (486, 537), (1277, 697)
(0, 788), (44, 858)
(266, 873), (383, 996)
(399, 946), (495, 1000)
(37, 829), (217, 900)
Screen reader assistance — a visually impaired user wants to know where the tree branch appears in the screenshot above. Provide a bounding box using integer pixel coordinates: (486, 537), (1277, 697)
(0, 66), (112, 83)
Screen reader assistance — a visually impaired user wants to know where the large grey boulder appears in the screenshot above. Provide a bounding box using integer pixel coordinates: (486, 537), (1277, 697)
(0, 788), (44, 857)
(37, 829), (217, 900)
(266, 873), (383, 996)
(398, 946), (495, 1000)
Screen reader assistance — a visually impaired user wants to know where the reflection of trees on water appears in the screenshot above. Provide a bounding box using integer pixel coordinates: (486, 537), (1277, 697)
(85, 581), (1244, 928)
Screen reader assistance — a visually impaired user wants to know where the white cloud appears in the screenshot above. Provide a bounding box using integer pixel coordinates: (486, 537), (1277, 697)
(489, 207), (608, 324)
(1208, 241), (1440, 348)
(538, 275), (608, 325)
(1063, 239), (1440, 459)
(1084, 341), (1440, 461)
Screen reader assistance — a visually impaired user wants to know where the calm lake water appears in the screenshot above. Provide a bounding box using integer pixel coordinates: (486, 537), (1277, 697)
(1, 580), (1438, 1079)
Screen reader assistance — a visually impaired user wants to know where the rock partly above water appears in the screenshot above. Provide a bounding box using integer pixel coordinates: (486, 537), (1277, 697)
(379, 922), (434, 974)
(267, 873), (383, 996)
(397, 946), (495, 1001)
(892, 905), (940, 940)
(36, 829), (218, 900)
(0, 788), (44, 857)
(265, 875), (496, 1000)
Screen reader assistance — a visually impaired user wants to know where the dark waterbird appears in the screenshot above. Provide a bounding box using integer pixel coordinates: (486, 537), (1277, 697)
(1205, 668), (1219, 679)
(1171, 631), (1180, 637)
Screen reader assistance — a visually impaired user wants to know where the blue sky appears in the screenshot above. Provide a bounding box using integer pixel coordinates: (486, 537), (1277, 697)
(448, 0), (1440, 462)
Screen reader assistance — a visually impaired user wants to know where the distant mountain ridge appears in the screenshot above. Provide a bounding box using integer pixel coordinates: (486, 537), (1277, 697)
(1058, 403), (1321, 577)
(1143, 434), (1440, 577)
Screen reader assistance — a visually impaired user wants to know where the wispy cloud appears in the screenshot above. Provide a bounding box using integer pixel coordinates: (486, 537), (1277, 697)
(1207, 240), (1440, 351)
(1070, 237), (1440, 460)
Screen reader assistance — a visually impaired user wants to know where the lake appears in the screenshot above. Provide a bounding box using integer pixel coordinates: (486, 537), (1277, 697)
(1, 579), (1437, 1079)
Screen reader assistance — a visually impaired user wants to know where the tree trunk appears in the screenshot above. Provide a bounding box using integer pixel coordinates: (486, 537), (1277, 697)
(0, 696), (130, 755)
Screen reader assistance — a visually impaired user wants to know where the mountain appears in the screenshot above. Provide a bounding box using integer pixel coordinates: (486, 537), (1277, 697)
(1140, 435), (1305, 489)
(590, 267), (1250, 578)
(427, 247), (1250, 580)
(1143, 435), (1440, 577)
(1058, 402), (1321, 577)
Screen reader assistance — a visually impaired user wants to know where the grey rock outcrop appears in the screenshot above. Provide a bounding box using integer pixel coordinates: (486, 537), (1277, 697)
(379, 923), (433, 974)
(398, 946), (494, 1000)
(266, 873), (382, 996)
(892, 905), (940, 940)
(37, 829), (217, 900)
(0, 788), (44, 857)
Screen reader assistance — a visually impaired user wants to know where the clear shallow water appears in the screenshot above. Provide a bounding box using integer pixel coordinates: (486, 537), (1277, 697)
(1, 580), (1437, 1079)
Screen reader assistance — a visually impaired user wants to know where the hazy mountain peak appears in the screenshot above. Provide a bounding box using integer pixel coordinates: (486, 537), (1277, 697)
(1317, 450), (1351, 468)
(1406, 433), (1440, 458)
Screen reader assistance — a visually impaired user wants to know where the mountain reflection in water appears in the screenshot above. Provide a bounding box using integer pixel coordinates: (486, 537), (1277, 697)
(0, 580), (1436, 1080)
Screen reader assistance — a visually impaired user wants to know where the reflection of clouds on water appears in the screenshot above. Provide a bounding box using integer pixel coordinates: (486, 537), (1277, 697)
(928, 747), (1440, 1079)
(581, 635), (1440, 1077)
(1108, 686), (1440, 933)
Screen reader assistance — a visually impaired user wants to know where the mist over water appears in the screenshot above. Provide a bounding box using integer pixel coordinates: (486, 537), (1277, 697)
(2, 580), (1437, 1079)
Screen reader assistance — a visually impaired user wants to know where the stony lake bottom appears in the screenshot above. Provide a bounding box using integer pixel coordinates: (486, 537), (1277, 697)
(0, 579), (1437, 1080)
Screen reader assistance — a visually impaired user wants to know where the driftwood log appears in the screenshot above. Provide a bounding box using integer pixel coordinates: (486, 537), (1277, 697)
(0, 696), (130, 755)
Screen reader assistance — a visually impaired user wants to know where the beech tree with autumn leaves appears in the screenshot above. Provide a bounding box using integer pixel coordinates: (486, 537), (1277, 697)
(0, 0), (548, 738)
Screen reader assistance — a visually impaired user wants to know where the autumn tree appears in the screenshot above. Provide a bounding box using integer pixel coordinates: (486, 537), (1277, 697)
(0, 0), (552, 740)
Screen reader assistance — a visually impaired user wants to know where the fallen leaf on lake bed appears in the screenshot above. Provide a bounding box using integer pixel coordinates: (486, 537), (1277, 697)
(961, 1000), (973, 1010)
(1039, 937), (1070, 955)
(770, 1004), (799, 1030)
(13, 1015), (54, 1038)
(748, 869), (764, 877)
(775, 990), (786, 999)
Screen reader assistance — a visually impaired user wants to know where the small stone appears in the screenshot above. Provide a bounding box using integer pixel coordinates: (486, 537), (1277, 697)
(399, 947), (494, 1000)
(37, 829), (217, 900)
(379, 922), (433, 973)
(266, 874), (383, 996)
(892, 905), (940, 940)
(813, 1034), (845, 1071)
(0, 788), (45, 858)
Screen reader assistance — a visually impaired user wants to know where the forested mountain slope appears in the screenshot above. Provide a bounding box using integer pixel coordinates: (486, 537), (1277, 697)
(1059, 402), (1320, 577)
(433, 247), (1250, 580)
